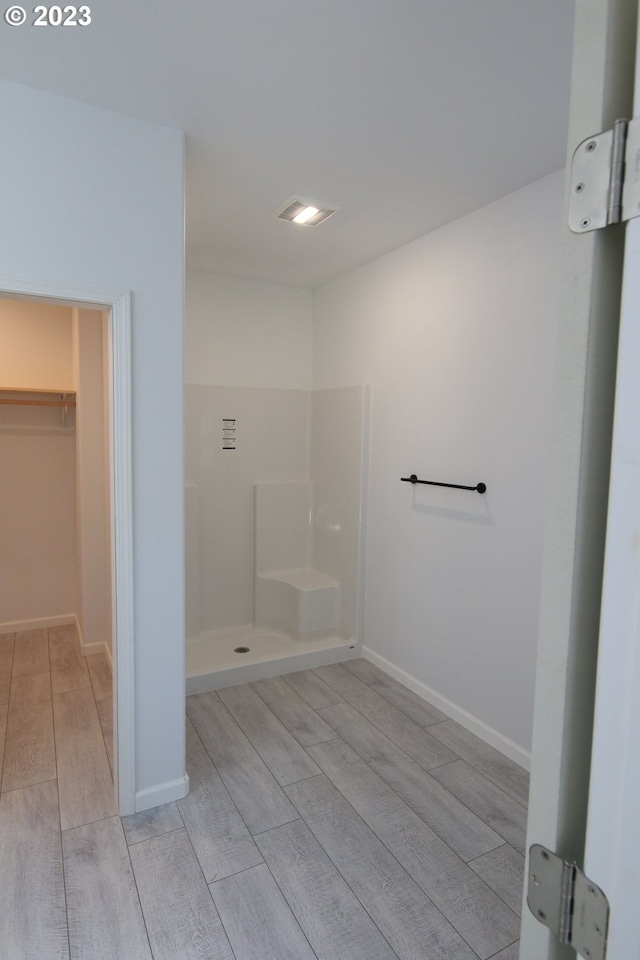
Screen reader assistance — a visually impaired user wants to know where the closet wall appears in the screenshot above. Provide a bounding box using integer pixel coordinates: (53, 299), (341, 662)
(0, 299), (77, 629)
(73, 308), (112, 655)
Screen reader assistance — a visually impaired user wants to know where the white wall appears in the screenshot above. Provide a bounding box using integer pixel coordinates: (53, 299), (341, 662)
(0, 79), (185, 802)
(73, 308), (112, 656)
(0, 298), (74, 390)
(186, 271), (313, 388)
(313, 171), (564, 755)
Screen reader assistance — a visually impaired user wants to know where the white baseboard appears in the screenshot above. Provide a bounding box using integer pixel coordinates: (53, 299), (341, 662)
(81, 641), (108, 657)
(135, 773), (190, 813)
(75, 614), (113, 660)
(0, 613), (75, 636)
(362, 646), (531, 771)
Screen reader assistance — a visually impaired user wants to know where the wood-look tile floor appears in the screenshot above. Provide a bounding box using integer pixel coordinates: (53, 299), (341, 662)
(0, 639), (527, 959)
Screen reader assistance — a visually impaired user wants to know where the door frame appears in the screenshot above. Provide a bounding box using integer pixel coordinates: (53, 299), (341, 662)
(520, 0), (638, 956)
(0, 275), (135, 816)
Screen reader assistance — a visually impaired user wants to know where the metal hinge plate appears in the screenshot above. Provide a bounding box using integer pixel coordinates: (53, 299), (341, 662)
(528, 845), (610, 960)
(569, 117), (640, 232)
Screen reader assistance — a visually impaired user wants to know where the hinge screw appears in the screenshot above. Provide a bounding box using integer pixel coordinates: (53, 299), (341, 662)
(586, 141), (597, 152)
(575, 182), (585, 193)
(537, 909), (546, 920)
(581, 218), (591, 228)
(541, 850), (550, 861)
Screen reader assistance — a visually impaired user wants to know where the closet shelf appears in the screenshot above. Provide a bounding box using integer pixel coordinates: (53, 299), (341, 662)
(0, 387), (76, 408)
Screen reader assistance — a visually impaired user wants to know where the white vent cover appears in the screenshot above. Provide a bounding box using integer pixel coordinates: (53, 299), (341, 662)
(274, 197), (338, 226)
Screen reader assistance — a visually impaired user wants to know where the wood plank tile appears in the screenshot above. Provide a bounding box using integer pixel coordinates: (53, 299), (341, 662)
(12, 629), (49, 677)
(317, 702), (503, 862)
(308, 738), (519, 959)
(283, 669), (344, 709)
(210, 863), (317, 960)
(344, 659), (446, 726)
(251, 675), (337, 747)
(49, 632), (91, 695)
(96, 697), (114, 777)
(256, 818), (398, 960)
(48, 623), (78, 645)
(178, 718), (263, 882)
(0, 634), (14, 705)
(489, 943), (519, 960)
(0, 780), (69, 959)
(187, 691), (297, 835)
(2, 672), (56, 792)
(286, 774), (476, 960)
(87, 652), (112, 702)
(428, 720), (530, 806)
(122, 801), (183, 845)
(63, 815), (152, 960)
(53, 688), (117, 830)
(469, 844), (525, 916)
(313, 664), (456, 770)
(430, 760), (527, 855)
(218, 683), (320, 785)
(130, 828), (234, 960)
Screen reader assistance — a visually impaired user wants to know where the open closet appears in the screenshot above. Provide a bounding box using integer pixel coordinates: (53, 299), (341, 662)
(0, 296), (115, 818)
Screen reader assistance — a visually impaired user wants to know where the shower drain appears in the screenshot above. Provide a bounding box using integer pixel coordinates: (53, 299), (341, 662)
(234, 646), (250, 654)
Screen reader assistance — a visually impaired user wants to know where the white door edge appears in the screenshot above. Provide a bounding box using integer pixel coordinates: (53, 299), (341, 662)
(583, 9), (640, 956)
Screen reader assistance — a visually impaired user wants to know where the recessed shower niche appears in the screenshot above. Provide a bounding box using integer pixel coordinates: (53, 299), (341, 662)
(185, 383), (369, 692)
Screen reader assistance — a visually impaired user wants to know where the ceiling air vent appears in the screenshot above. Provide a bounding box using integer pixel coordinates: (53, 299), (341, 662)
(274, 197), (338, 227)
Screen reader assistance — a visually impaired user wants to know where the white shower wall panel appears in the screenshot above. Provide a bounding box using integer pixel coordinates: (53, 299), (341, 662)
(255, 481), (312, 574)
(311, 386), (369, 642)
(185, 384), (309, 636)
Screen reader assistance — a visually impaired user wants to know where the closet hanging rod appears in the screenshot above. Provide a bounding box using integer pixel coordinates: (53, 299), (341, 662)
(401, 473), (487, 494)
(0, 398), (77, 408)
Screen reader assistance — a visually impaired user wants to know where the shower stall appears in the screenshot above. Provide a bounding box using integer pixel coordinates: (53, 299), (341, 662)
(185, 383), (369, 692)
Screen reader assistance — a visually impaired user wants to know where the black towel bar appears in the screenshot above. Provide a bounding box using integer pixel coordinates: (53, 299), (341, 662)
(401, 474), (487, 494)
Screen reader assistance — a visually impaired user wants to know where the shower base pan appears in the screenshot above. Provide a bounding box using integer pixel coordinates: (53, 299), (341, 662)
(186, 625), (358, 694)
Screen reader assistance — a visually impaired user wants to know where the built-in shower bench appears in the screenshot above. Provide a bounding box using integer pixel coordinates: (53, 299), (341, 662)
(254, 482), (341, 641)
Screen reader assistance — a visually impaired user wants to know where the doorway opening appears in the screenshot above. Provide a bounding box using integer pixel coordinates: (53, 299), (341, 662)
(0, 278), (134, 815)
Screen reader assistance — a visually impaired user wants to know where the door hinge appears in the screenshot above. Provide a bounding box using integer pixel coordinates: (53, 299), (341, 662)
(527, 845), (610, 960)
(569, 116), (640, 232)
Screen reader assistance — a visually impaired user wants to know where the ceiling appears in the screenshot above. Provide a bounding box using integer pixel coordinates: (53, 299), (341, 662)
(0, 1), (575, 288)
